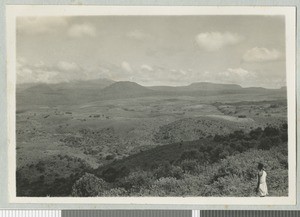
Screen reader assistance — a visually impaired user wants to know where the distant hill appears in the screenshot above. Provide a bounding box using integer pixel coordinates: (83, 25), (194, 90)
(149, 82), (242, 92)
(51, 78), (114, 91)
(25, 84), (55, 94)
(17, 79), (115, 106)
(150, 82), (287, 97)
(17, 83), (68, 107)
(185, 82), (242, 91)
(280, 86), (287, 91)
(100, 81), (155, 99)
(16, 80), (286, 106)
(17, 83), (40, 92)
(18, 78), (115, 92)
(244, 87), (266, 91)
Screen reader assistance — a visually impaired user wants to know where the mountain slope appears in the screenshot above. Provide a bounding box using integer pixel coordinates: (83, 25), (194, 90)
(100, 81), (155, 99)
(51, 78), (114, 91)
(17, 80), (286, 106)
(149, 82), (242, 92)
(185, 82), (242, 91)
(25, 84), (55, 94)
(17, 79), (115, 106)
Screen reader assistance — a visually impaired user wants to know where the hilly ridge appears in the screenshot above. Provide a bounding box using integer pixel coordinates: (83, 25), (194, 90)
(16, 77), (288, 197)
(148, 82), (242, 92)
(17, 80), (287, 107)
(100, 81), (154, 99)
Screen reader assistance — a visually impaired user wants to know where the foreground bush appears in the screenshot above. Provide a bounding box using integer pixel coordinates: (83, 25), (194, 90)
(205, 147), (288, 196)
(90, 125), (288, 197)
(71, 173), (109, 197)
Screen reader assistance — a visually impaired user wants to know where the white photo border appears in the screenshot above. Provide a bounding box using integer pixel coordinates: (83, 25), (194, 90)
(6, 5), (297, 206)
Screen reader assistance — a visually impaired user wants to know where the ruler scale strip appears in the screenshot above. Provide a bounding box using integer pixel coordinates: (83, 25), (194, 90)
(0, 210), (61, 217)
(61, 210), (300, 217)
(200, 210), (299, 217)
(63, 210), (191, 217)
(0, 210), (300, 216)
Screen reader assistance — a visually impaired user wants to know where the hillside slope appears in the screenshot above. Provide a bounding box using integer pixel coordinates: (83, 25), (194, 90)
(100, 81), (155, 99)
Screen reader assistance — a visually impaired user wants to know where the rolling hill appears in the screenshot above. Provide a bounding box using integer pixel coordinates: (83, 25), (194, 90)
(16, 80), (287, 107)
(148, 82), (242, 92)
(16, 79), (115, 107)
(25, 84), (55, 94)
(185, 82), (242, 91)
(100, 81), (155, 99)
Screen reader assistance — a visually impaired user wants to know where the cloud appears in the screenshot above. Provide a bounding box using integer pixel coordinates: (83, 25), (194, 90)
(195, 32), (243, 51)
(16, 57), (282, 88)
(121, 61), (133, 73)
(243, 47), (281, 62)
(57, 61), (80, 72)
(218, 68), (257, 86)
(16, 58), (88, 84)
(17, 59), (33, 83)
(17, 58), (59, 83)
(192, 67), (257, 87)
(126, 30), (149, 40)
(179, 69), (187, 75)
(141, 64), (153, 71)
(68, 23), (96, 38)
(17, 17), (68, 35)
(226, 68), (254, 77)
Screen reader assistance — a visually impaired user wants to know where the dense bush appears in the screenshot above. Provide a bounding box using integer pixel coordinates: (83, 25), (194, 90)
(86, 124), (288, 197)
(71, 173), (109, 197)
(119, 125), (288, 196)
(101, 187), (128, 196)
(117, 171), (154, 193)
(180, 159), (201, 174)
(18, 124), (288, 197)
(153, 162), (184, 179)
(101, 166), (130, 182)
(16, 155), (92, 196)
(205, 147), (288, 196)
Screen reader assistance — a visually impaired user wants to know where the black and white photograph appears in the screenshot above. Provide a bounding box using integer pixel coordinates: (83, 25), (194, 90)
(7, 6), (296, 204)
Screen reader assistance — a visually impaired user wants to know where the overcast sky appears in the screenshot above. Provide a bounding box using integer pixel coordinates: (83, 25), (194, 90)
(17, 16), (286, 88)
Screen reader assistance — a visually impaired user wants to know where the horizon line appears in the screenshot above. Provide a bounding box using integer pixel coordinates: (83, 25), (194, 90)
(16, 78), (286, 90)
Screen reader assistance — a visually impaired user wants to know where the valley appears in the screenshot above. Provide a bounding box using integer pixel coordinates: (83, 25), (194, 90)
(16, 80), (288, 197)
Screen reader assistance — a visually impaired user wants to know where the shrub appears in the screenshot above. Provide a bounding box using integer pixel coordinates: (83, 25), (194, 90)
(36, 161), (45, 173)
(214, 134), (225, 142)
(144, 177), (181, 196)
(154, 162), (184, 180)
(101, 187), (127, 196)
(101, 166), (130, 183)
(264, 126), (280, 137)
(71, 173), (109, 197)
(206, 174), (256, 197)
(258, 137), (273, 150)
(249, 127), (263, 140)
(180, 159), (199, 174)
(207, 147), (288, 196)
(105, 154), (115, 160)
(232, 130), (246, 140)
(117, 171), (154, 193)
(180, 149), (201, 161)
(102, 167), (118, 182)
(140, 174), (208, 196)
